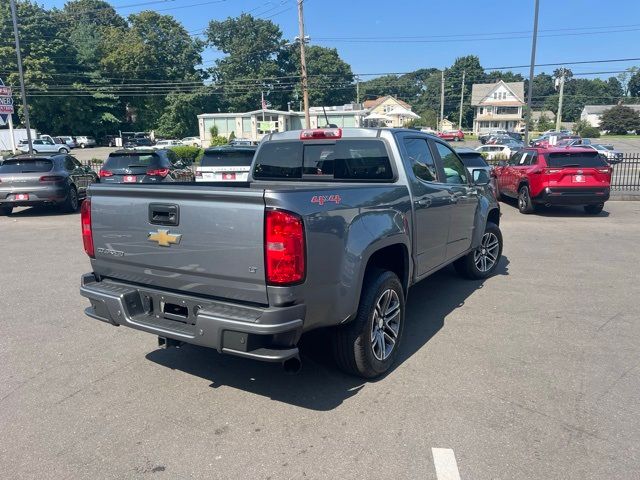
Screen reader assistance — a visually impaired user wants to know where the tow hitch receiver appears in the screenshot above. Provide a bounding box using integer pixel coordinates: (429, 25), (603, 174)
(158, 336), (183, 349)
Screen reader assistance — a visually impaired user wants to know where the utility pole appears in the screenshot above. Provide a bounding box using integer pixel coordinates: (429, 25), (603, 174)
(555, 69), (566, 131)
(524, 0), (540, 145)
(458, 70), (466, 130)
(10, 0), (33, 154)
(296, 0), (310, 129)
(439, 70), (445, 130)
(355, 75), (360, 104)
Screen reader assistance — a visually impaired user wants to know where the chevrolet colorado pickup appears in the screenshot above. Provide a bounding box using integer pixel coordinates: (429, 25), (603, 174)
(80, 128), (503, 378)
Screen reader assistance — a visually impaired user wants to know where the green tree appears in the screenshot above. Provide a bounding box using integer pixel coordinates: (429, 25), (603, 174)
(156, 89), (220, 138)
(206, 14), (284, 112)
(629, 70), (640, 97)
(280, 45), (355, 107)
(536, 113), (553, 131)
(599, 105), (640, 134)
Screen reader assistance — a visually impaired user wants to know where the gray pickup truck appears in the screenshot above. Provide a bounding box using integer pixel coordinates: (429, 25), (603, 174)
(80, 128), (502, 378)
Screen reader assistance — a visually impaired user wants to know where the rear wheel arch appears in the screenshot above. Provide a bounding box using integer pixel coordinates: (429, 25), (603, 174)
(362, 243), (410, 298)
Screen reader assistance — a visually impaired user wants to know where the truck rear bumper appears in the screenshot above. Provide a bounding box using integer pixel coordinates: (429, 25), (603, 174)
(80, 273), (304, 362)
(534, 187), (610, 206)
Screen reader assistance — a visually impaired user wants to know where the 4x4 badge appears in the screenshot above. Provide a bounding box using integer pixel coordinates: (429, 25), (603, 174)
(148, 229), (182, 247)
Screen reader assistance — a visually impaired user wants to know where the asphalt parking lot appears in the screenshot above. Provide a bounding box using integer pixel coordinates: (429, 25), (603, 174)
(1, 201), (640, 479)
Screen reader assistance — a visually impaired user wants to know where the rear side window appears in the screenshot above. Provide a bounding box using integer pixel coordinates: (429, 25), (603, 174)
(104, 153), (163, 169)
(201, 149), (256, 167)
(253, 140), (393, 181)
(546, 152), (607, 168)
(0, 159), (53, 173)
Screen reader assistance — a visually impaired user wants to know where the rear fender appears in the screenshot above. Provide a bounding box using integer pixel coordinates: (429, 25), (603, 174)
(339, 212), (411, 323)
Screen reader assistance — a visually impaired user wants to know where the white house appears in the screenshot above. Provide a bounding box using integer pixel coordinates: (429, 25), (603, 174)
(580, 104), (640, 128)
(471, 80), (525, 134)
(197, 104), (368, 146)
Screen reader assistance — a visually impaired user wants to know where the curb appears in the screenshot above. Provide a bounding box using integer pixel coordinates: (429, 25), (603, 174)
(610, 191), (640, 201)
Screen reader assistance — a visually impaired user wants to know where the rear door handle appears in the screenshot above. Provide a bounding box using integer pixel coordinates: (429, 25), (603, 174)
(416, 198), (432, 207)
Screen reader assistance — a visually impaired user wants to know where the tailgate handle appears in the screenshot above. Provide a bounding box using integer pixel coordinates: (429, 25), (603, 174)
(149, 203), (179, 226)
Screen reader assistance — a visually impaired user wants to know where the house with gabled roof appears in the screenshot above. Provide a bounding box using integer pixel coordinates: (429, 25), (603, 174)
(471, 81), (525, 134)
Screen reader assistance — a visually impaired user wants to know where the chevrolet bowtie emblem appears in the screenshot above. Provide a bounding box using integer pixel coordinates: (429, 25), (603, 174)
(148, 229), (182, 247)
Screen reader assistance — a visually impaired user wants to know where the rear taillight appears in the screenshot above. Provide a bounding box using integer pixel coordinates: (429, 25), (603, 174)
(99, 169), (113, 177)
(146, 168), (170, 177)
(265, 210), (305, 285)
(39, 175), (64, 182)
(81, 199), (94, 258)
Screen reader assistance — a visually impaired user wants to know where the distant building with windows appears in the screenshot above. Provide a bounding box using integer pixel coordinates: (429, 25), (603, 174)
(471, 80), (525, 134)
(580, 104), (640, 128)
(197, 104), (367, 146)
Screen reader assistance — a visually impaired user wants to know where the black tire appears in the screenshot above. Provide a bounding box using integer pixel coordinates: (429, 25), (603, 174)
(454, 222), (503, 280)
(0, 206), (12, 216)
(333, 270), (405, 379)
(58, 147), (69, 153)
(80, 143), (86, 149)
(62, 186), (79, 213)
(517, 185), (535, 214)
(584, 204), (604, 215)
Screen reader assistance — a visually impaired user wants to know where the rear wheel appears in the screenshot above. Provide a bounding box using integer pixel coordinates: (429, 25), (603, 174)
(454, 222), (503, 279)
(58, 147), (69, 153)
(62, 186), (79, 213)
(517, 185), (535, 214)
(0, 206), (12, 216)
(80, 143), (86, 149)
(584, 204), (604, 215)
(333, 270), (405, 379)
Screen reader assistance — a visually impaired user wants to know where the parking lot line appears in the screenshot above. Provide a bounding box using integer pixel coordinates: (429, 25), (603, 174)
(432, 448), (461, 480)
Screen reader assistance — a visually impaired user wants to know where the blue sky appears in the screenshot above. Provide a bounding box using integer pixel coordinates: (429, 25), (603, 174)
(43, 0), (640, 78)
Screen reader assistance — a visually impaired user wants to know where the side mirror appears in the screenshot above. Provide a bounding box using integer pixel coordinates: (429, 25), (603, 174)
(472, 168), (490, 186)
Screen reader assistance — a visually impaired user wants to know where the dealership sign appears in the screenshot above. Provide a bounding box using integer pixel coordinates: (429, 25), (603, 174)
(0, 78), (14, 125)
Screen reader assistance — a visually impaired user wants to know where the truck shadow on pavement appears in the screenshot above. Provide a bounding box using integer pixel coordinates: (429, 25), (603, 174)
(6, 206), (79, 217)
(146, 256), (510, 411)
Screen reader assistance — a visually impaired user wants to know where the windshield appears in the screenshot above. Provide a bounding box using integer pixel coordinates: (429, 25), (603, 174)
(546, 152), (607, 168)
(201, 149), (256, 167)
(0, 159), (53, 173)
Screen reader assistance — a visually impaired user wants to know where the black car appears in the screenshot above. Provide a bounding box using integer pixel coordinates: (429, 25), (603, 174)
(0, 154), (96, 215)
(124, 137), (154, 148)
(455, 147), (495, 191)
(99, 149), (194, 183)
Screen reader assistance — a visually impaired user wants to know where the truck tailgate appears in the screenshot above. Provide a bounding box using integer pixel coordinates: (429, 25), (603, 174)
(89, 184), (268, 305)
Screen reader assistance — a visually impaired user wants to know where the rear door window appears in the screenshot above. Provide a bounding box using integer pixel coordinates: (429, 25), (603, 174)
(403, 138), (437, 182)
(0, 159), (53, 173)
(546, 152), (607, 168)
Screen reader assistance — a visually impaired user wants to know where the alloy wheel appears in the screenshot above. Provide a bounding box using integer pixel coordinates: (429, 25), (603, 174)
(370, 289), (401, 361)
(473, 232), (500, 272)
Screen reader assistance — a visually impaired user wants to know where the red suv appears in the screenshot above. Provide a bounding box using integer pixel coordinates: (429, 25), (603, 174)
(437, 130), (465, 142)
(492, 146), (611, 214)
